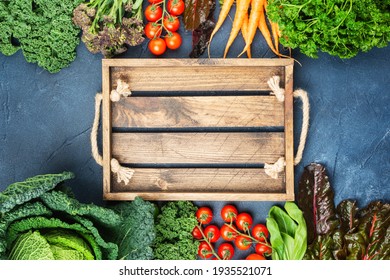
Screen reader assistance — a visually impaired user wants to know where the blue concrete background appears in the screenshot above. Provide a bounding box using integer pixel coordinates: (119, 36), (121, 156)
(0, 4), (389, 259)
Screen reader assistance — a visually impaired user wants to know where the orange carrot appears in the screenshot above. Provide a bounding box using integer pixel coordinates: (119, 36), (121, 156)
(239, 0), (264, 57)
(241, 12), (251, 58)
(270, 21), (280, 54)
(223, 0), (251, 58)
(208, 0), (235, 57)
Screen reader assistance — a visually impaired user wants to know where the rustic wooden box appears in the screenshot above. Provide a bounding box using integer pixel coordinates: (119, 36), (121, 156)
(102, 59), (294, 201)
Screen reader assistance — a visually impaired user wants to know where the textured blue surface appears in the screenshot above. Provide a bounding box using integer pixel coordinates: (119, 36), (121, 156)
(0, 6), (389, 259)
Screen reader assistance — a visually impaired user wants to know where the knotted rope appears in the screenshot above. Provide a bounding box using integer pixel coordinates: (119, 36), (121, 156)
(91, 80), (135, 185)
(264, 76), (310, 179)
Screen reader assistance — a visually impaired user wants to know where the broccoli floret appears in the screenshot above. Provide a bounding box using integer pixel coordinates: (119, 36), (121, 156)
(0, 0), (82, 73)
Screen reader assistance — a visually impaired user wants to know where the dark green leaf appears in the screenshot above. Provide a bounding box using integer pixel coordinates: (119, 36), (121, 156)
(110, 197), (156, 260)
(184, 0), (214, 30)
(0, 172), (74, 214)
(304, 235), (335, 260)
(40, 190), (121, 228)
(298, 163), (338, 243)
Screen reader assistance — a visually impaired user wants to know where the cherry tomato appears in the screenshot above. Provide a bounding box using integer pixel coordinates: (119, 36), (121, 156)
(218, 243), (234, 260)
(167, 0), (185, 16)
(255, 243), (272, 256)
(148, 38), (166, 55)
(196, 207), (213, 225)
(144, 22), (162, 39)
(192, 226), (202, 240)
(252, 224), (269, 242)
(221, 205), (238, 223)
(204, 225), (220, 243)
(198, 241), (213, 259)
(220, 224), (237, 241)
(165, 32), (182, 50)
(144, 5), (163, 22)
(236, 213), (253, 231)
(245, 253), (266, 260)
(234, 235), (252, 250)
(148, 0), (161, 3)
(163, 16), (180, 32)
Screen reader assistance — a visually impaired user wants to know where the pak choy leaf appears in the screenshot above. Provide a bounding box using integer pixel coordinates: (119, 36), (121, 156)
(184, 0), (214, 30)
(0, 172), (74, 214)
(298, 163), (339, 243)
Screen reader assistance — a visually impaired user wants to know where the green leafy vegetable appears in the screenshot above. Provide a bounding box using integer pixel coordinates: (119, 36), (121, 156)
(0, 0), (83, 73)
(0, 172), (74, 215)
(266, 202), (307, 260)
(110, 197), (156, 260)
(299, 163), (390, 260)
(73, 0), (144, 57)
(0, 172), (120, 260)
(154, 201), (199, 260)
(267, 0), (390, 58)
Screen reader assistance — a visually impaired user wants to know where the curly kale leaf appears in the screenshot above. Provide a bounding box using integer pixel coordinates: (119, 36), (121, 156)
(267, 0), (390, 59)
(154, 201), (199, 260)
(0, 172), (74, 214)
(110, 197), (156, 260)
(0, 0), (82, 73)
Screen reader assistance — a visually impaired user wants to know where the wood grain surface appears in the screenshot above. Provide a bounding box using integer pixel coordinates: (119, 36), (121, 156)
(110, 66), (284, 91)
(112, 96), (284, 128)
(111, 168), (285, 193)
(112, 132), (284, 164)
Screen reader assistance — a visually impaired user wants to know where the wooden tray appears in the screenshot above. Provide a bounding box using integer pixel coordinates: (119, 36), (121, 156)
(102, 59), (294, 201)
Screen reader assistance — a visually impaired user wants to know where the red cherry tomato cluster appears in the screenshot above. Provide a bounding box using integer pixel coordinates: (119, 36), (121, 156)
(193, 205), (272, 260)
(144, 0), (185, 56)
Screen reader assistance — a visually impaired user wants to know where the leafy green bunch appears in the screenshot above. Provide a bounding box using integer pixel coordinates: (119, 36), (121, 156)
(298, 163), (390, 260)
(154, 201), (199, 260)
(0, 0), (83, 73)
(72, 0), (144, 57)
(0, 172), (156, 260)
(267, 0), (390, 58)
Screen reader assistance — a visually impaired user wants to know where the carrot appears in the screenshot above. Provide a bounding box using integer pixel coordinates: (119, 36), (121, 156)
(223, 0), (251, 58)
(241, 12), (251, 58)
(270, 21), (280, 54)
(239, 0), (264, 57)
(208, 0), (235, 57)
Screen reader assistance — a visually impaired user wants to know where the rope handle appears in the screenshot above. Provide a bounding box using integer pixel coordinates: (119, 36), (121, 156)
(264, 76), (310, 179)
(91, 80), (134, 185)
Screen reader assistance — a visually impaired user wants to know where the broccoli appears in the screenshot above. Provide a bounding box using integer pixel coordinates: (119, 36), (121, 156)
(0, 0), (82, 73)
(73, 0), (144, 58)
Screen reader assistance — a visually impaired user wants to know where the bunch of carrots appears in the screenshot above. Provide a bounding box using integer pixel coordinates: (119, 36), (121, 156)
(209, 0), (285, 58)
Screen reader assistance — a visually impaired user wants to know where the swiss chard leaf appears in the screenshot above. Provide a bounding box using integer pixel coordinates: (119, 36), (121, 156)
(184, 0), (214, 30)
(189, 0), (215, 58)
(298, 163), (338, 243)
(337, 200), (359, 234)
(304, 235), (335, 260)
(0, 172), (74, 214)
(344, 201), (390, 260)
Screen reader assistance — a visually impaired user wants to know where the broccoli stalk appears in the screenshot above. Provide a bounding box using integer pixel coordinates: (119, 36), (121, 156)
(73, 0), (144, 57)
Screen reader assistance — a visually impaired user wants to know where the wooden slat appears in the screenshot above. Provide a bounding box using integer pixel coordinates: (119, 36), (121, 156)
(112, 132), (284, 164)
(102, 65), (112, 195)
(105, 192), (294, 201)
(103, 58), (295, 68)
(112, 96), (284, 128)
(284, 64), (294, 200)
(111, 168), (285, 193)
(110, 66), (284, 91)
